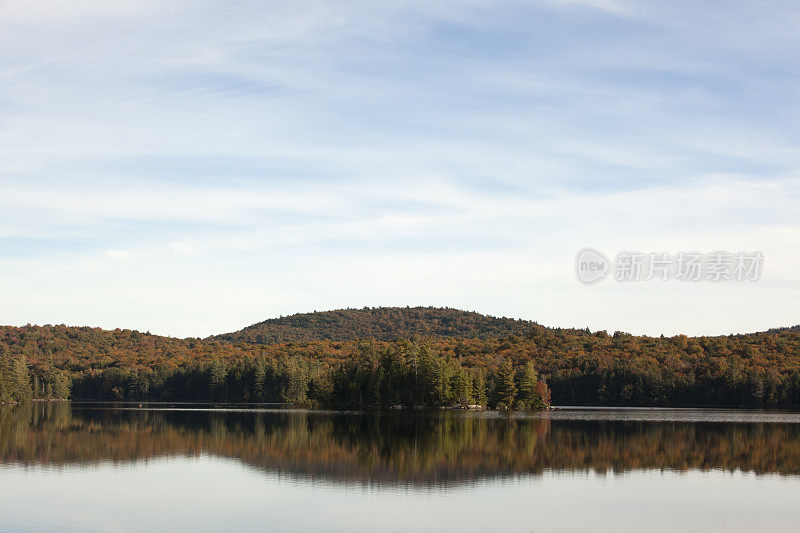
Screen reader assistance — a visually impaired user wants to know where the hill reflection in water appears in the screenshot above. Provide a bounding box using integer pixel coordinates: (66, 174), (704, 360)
(2, 403), (799, 486)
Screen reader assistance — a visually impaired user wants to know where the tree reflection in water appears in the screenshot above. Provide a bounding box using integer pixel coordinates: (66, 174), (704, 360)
(2, 403), (799, 486)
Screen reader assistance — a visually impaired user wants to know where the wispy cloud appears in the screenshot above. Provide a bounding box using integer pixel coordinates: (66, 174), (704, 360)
(0, 1), (798, 336)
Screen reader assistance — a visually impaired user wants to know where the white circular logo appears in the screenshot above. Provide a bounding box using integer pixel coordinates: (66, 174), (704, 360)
(575, 248), (609, 284)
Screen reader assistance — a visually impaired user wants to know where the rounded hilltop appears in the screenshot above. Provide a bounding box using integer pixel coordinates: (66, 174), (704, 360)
(212, 306), (546, 344)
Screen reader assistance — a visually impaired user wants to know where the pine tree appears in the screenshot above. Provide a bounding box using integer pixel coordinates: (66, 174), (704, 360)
(419, 349), (450, 406)
(494, 359), (517, 410)
(516, 361), (547, 409)
(451, 367), (472, 405)
(0, 347), (10, 402)
(207, 357), (227, 401)
(0, 370), (8, 402)
(11, 355), (32, 402)
(472, 370), (488, 407)
(280, 357), (309, 405)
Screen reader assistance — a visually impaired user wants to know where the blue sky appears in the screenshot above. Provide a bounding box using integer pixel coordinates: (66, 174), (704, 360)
(1, 0), (798, 337)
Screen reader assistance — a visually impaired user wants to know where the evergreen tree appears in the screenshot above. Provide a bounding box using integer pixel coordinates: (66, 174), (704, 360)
(0, 347), (11, 402)
(280, 357), (309, 405)
(493, 359), (517, 409)
(515, 361), (548, 409)
(419, 348), (450, 406)
(472, 370), (488, 407)
(0, 369), (8, 402)
(207, 357), (227, 401)
(451, 367), (472, 405)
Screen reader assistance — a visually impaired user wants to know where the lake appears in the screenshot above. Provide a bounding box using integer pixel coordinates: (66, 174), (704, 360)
(1, 403), (800, 532)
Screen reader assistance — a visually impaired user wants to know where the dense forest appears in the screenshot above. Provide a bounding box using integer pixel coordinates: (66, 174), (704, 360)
(215, 307), (540, 343)
(2, 306), (800, 408)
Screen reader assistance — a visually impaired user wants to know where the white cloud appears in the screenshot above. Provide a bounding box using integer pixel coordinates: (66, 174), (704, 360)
(170, 241), (198, 256)
(1, 1), (799, 336)
(2, 172), (798, 337)
(105, 249), (132, 262)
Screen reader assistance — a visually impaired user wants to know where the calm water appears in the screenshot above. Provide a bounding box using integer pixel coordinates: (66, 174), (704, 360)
(2, 404), (800, 532)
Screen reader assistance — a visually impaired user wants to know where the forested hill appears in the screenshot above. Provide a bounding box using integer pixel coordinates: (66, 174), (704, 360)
(3, 311), (800, 409)
(214, 307), (547, 343)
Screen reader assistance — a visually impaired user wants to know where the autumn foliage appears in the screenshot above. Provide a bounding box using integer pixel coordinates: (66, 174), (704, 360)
(2, 307), (799, 408)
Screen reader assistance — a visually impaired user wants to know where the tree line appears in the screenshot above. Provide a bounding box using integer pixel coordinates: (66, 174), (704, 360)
(3, 314), (800, 408)
(69, 340), (549, 409)
(0, 347), (70, 403)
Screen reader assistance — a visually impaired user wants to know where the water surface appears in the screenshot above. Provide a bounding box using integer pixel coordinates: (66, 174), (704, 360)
(1, 403), (799, 532)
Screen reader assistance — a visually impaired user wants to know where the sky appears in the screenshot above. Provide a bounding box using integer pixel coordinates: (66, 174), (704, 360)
(1, 0), (798, 338)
